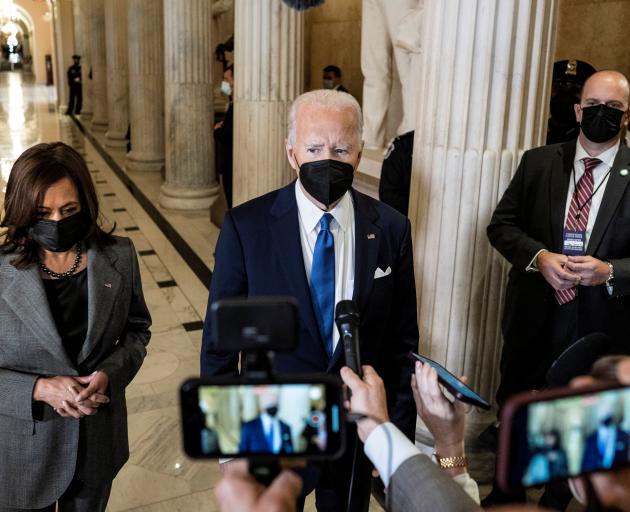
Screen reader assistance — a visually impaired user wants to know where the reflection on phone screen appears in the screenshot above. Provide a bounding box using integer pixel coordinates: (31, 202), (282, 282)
(511, 386), (630, 487)
(195, 384), (337, 456)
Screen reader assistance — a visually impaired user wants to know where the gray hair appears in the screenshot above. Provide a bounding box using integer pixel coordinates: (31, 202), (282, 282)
(287, 89), (363, 146)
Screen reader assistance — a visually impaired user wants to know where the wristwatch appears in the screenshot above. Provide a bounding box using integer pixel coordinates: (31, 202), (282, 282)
(433, 452), (468, 469)
(606, 261), (614, 293)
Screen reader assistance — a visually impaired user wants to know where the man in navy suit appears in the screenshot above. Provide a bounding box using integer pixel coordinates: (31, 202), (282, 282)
(201, 89), (418, 510)
(239, 387), (294, 454)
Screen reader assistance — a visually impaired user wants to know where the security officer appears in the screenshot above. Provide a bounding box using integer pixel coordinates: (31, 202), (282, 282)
(378, 130), (414, 216)
(546, 59), (596, 145)
(66, 54), (82, 116)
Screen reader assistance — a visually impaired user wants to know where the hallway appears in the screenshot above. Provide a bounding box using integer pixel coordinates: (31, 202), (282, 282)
(0, 70), (220, 511)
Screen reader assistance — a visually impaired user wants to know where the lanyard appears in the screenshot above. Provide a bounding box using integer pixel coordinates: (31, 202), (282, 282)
(571, 165), (612, 220)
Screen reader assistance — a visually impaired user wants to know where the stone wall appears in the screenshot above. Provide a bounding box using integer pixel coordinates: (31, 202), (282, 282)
(555, 0), (630, 78)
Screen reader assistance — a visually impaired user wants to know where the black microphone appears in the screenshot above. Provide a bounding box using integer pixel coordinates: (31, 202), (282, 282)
(335, 300), (362, 377)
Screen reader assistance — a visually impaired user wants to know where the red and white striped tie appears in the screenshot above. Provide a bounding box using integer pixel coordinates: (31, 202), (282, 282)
(555, 157), (600, 305)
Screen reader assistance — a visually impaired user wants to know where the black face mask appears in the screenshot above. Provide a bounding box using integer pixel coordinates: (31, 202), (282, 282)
(265, 406), (279, 417)
(298, 159), (354, 208)
(580, 104), (625, 143)
(28, 210), (91, 252)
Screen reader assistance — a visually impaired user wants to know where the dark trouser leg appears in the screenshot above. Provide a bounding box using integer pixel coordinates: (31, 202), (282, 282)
(67, 88), (76, 114)
(57, 473), (112, 512)
(75, 88), (82, 115)
(0, 504), (55, 512)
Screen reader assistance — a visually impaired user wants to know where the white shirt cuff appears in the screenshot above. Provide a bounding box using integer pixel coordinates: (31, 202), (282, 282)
(363, 422), (419, 486)
(452, 472), (481, 504)
(526, 249), (547, 272)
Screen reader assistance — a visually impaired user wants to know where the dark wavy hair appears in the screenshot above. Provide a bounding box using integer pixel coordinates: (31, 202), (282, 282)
(0, 142), (115, 268)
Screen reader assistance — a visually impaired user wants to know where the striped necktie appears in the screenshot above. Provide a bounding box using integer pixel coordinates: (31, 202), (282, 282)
(555, 157), (600, 305)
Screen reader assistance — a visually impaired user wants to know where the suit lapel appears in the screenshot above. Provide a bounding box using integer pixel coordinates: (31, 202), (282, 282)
(328, 190), (381, 371)
(77, 244), (122, 365)
(1, 264), (73, 368)
(550, 141), (575, 253)
(587, 144), (630, 255)
(270, 185), (328, 362)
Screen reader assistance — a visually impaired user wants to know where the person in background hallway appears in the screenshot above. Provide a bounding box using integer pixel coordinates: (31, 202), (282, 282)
(546, 59), (596, 145)
(378, 130), (414, 216)
(202, 89), (418, 511)
(65, 54), (82, 116)
(485, 70), (630, 507)
(0, 142), (151, 512)
(322, 65), (349, 93)
(215, 64), (234, 207)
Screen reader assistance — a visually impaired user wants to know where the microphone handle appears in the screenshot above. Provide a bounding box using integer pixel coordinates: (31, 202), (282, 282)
(342, 329), (362, 378)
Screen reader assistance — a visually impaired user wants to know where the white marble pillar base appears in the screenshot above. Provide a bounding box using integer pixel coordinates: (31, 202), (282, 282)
(159, 182), (220, 211)
(105, 132), (129, 148)
(126, 152), (165, 172)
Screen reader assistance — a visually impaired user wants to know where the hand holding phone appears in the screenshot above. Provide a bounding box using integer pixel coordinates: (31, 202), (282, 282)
(408, 352), (491, 410)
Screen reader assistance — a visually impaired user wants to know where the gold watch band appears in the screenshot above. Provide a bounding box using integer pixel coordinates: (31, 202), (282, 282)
(434, 453), (468, 469)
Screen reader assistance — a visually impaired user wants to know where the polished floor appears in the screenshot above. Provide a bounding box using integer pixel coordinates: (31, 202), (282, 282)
(1, 71), (584, 511)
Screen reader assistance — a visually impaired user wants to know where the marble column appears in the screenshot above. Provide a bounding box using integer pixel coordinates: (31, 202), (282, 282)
(232, 0), (304, 206)
(409, 0), (558, 402)
(74, 0), (92, 120)
(51, 0), (69, 112)
(87, 0), (108, 130)
(159, 0), (219, 210)
(126, 0), (165, 172)
(104, 0), (129, 147)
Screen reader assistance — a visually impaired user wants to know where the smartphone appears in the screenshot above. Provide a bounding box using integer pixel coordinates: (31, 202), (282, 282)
(497, 383), (630, 491)
(408, 352), (491, 410)
(210, 297), (300, 352)
(180, 375), (346, 460)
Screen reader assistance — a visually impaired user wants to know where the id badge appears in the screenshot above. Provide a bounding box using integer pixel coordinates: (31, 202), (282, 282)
(563, 229), (585, 256)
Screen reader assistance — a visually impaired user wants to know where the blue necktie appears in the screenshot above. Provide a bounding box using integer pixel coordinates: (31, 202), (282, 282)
(310, 213), (335, 358)
(266, 422), (276, 452)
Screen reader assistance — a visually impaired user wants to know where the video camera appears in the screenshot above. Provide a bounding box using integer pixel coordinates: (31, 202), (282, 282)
(179, 297), (347, 466)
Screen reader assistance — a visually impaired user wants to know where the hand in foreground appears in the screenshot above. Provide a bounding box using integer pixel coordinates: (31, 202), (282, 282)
(412, 362), (467, 476)
(74, 370), (110, 403)
(33, 375), (109, 418)
(568, 358), (630, 512)
(537, 251), (581, 290)
(339, 365), (390, 442)
(215, 460), (302, 512)
(565, 256), (610, 286)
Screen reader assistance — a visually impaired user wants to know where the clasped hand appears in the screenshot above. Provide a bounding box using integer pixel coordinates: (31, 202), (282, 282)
(33, 371), (110, 418)
(537, 251), (609, 290)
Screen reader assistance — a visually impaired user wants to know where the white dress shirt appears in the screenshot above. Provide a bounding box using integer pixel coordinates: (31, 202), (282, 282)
(295, 181), (355, 352)
(364, 422), (480, 503)
(564, 140), (620, 248)
(259, 412), (281, 453)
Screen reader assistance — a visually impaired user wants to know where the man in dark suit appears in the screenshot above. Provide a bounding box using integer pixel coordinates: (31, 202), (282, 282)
(488, 70), (630, 407)
(239, 387), (294, 454)
(201, 89), (418, 510)
(323, 65), (349, 93)
(65, 54), (82, 115)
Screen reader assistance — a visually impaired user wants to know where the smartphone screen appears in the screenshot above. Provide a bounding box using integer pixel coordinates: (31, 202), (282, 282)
(180, 378), (345, 459)
(408, 352), (491, 410)
(502, 385), (630, 489)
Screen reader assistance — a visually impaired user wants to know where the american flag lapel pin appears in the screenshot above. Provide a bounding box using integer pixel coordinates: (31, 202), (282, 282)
(367, 234), (376, 240)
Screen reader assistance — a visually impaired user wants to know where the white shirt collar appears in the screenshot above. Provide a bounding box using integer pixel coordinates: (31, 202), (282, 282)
(295, 180), (353, 234)
(575, 139), (620, 169)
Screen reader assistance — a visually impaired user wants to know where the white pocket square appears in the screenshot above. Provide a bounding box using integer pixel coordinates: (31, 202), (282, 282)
(374, 266), (392, 279)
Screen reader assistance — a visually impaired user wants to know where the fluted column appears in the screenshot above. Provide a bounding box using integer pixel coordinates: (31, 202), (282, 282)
(105, 0), (129, 147)
(232, 0), (304, 206)
(409, 0), (558, 402)
(51, 0), (73, 112)
(75, 0), (92, 120)
(126, 0), (164, 172)
(87, 0), (108, 130)
(159, 0), (219, 210)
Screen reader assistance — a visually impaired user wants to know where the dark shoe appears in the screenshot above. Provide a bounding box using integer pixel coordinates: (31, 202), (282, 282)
(481, 486), (527, 507)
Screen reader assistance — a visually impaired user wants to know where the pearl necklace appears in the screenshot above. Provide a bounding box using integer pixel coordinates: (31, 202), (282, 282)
(39, 244), (82, 279)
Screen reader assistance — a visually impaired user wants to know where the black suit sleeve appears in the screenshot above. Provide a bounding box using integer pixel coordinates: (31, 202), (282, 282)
(200, 211), (246, 377)
(385, 218), (419, 439)
(487, 150), (548, 270)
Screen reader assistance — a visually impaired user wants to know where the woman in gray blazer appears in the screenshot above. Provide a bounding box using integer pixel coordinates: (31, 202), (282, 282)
(0, 142), (151, 511)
